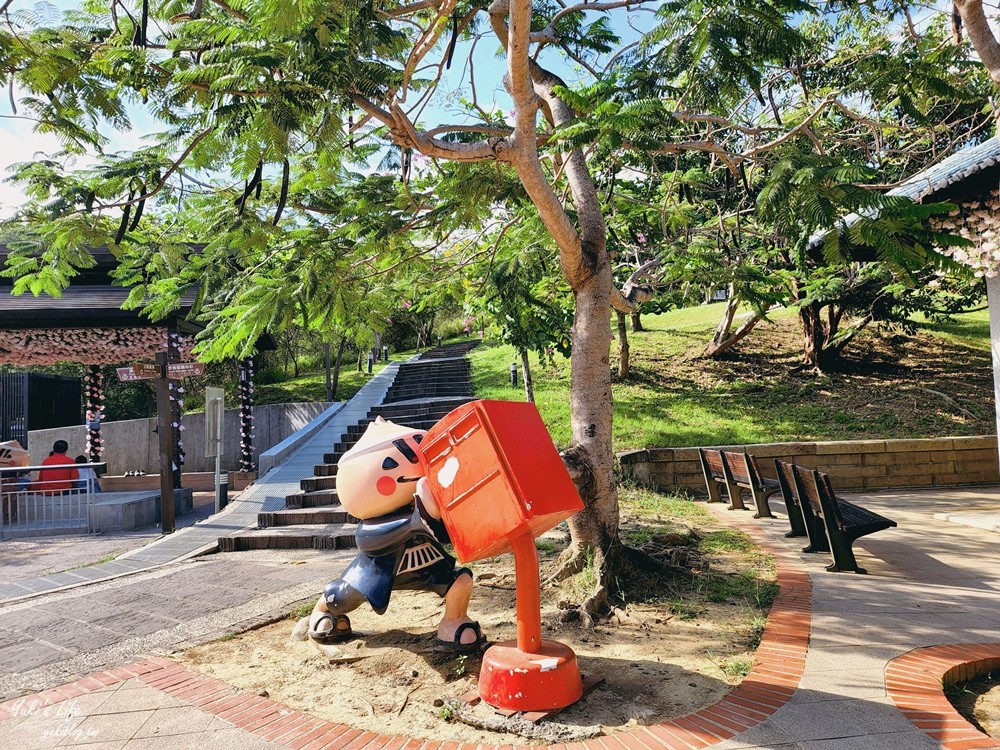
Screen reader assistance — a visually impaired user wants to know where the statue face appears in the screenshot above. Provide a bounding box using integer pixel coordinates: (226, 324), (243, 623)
(336, 418), (427, 519)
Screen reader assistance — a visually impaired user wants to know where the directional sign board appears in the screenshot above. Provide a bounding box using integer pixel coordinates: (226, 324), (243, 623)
(167, 362), (206, 378)
(116, 366), (155, 382)
(117, 362), (205, 382)
(134, 362), (161, 378)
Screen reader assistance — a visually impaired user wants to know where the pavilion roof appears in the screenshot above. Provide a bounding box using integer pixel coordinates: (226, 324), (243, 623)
(0, 244), (199, 331)
(807, 136), (1000, 251)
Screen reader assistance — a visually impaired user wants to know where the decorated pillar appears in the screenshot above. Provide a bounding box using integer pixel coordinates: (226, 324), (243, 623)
(238, 356), (256, 474)
(167, 330), (185, 489)
(987, 275), (1000, 473)
(84, 365), (105, 463)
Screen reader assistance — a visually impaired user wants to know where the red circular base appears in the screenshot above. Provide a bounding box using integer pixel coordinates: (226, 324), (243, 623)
(478, 640), (583, 712)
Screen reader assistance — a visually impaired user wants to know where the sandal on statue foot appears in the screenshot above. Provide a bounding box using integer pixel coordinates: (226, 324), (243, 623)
(435, 621), (489, 654)
(308, 613), (352, 644)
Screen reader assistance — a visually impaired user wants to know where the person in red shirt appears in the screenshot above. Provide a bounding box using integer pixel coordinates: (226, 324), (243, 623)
(36, 440), (79, 495)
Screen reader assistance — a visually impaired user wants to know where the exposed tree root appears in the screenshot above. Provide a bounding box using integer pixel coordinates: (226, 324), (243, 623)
(552, 537), (697, 626)
(443, 698), (602, 742)
(544, 541), (588, 585)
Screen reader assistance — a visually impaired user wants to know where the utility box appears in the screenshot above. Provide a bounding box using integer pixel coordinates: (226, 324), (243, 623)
(0, 373), (82, 447)
(418, 400), (584, 563)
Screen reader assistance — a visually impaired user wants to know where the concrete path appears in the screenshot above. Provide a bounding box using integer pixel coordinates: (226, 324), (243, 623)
(705, 485), (1000, 750)
(0, 362), (400, 604)
(1, 482), (1000, 748)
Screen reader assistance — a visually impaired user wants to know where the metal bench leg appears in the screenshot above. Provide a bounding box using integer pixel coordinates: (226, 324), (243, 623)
(825, 532), (866, 574)
(724, 481), (748, 511)
(706, 479), (725, 504)
(751, 489), (776, 519)
(784, 502), (807, 537)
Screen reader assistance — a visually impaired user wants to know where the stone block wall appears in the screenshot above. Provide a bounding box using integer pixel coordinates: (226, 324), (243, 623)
(28, 402), (333, 474)
(618, 436), (1000, 494)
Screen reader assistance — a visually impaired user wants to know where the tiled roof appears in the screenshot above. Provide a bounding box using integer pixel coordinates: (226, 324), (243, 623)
(887, 137), (1000, 202)
(807, 136), (1000, 250)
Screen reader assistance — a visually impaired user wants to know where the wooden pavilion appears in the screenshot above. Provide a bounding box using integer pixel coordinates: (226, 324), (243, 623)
(0, 245), (260, 483)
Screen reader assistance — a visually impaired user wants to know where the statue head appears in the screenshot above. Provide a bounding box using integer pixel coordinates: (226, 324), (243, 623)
(336, 417), (427, 519)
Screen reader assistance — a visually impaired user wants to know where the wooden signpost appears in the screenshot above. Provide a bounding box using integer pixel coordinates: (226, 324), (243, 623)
(117, 354), (206, 534)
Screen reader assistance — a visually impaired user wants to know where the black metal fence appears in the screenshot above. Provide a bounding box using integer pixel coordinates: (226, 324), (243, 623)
(0, 373), (82, 446)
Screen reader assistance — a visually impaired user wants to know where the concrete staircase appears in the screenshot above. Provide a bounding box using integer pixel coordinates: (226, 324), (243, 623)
(217, 341), (479, 552)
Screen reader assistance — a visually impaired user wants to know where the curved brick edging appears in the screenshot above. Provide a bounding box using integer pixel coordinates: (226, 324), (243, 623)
(0, 524), (811, 749)
(886, 643), (1000, 750)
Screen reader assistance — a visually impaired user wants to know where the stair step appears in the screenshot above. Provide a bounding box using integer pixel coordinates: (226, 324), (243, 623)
(313, 464), (338, 477)
(218, 523), (357, 552)
(300, 475), (337, 492)
(384, 391), (471, 404)
(258, 506), (356, 528)
(286, 489), (338, 508)
(369, 396), (471, 417)
(346, 418), (439, 437)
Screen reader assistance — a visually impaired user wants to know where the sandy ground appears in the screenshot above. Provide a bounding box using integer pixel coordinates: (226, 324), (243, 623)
(972, 679), (1000, 739)
(948, 672), (1000, 740)
(179, 538), (769, 744)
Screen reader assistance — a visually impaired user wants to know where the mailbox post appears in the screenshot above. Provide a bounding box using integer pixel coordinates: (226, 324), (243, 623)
(419, 400), (586, 712)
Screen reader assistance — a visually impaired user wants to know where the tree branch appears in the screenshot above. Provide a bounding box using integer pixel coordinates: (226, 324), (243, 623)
(954, 0), (1000, 86)
(96, 127), (215, 210)
(352, 95), (506, 162)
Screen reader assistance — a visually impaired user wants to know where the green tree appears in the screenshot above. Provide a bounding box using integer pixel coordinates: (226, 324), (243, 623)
(0, 0), (991, 614)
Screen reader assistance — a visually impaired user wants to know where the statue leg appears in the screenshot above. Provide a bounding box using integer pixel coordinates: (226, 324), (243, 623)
(437, 569), (485, 650)
(308, 578), (366, 643)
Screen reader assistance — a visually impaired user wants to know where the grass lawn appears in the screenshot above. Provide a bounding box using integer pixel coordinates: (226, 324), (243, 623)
(469, 304), (995, 451)
(254, 350), (417, 405)
(258, 305), (993, 452)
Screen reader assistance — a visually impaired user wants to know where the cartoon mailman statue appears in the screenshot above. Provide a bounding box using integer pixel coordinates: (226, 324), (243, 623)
(307, 417), (488, 652)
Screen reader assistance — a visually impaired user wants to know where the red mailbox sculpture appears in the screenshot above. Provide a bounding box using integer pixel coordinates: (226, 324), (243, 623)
(418, 399), (585, 712)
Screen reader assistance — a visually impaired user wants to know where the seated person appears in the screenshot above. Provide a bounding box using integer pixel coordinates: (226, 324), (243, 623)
(74, 455), (101, 493)
(35, 440), (79, 495)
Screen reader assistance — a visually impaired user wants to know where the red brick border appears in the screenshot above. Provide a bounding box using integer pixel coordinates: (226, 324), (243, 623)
(886, 643), (1000, 750)
(0, 521), (811, 749)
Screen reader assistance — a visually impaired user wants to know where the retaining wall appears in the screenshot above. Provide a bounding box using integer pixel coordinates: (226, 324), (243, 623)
(618, 435), (1000, 493)
(28, 402), (334, 474)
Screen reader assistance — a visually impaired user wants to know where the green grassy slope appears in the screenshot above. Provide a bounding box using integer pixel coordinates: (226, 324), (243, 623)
(469, 305), (995, 451)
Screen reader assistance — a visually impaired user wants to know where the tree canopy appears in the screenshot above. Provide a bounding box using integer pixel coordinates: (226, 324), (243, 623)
(1, 0), (997, 613)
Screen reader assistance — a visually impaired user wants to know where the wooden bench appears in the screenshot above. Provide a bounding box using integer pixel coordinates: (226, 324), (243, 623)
(793, 466), (896, 574)
(698, 448), (747, 511)
(721, 451), (779, 519)
(773, 459), (828, 552)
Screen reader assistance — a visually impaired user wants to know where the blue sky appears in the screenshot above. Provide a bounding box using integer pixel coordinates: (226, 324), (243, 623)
(0, 0), (965, 218)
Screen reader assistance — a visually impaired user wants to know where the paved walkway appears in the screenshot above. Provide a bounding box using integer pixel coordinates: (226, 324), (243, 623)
(0, 362), (400, 604)
(2, 477), (1000, 748)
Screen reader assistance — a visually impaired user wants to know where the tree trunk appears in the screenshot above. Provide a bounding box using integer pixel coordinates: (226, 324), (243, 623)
(799, 304), (824, 370)
(616, 311), (630, 378)
(331, 338), (347, 400)
(519, 348), (535, 403)
(954, 1), (1000, 86)
(799, 303), (846, 370)
(357, 347), (363, 372)
(703, 295), (739, 356)
(702, 296), (764, 358)
(557, 270), (621, 615)
(630, 312), (644, 332)
(324, 343), (332, 401)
